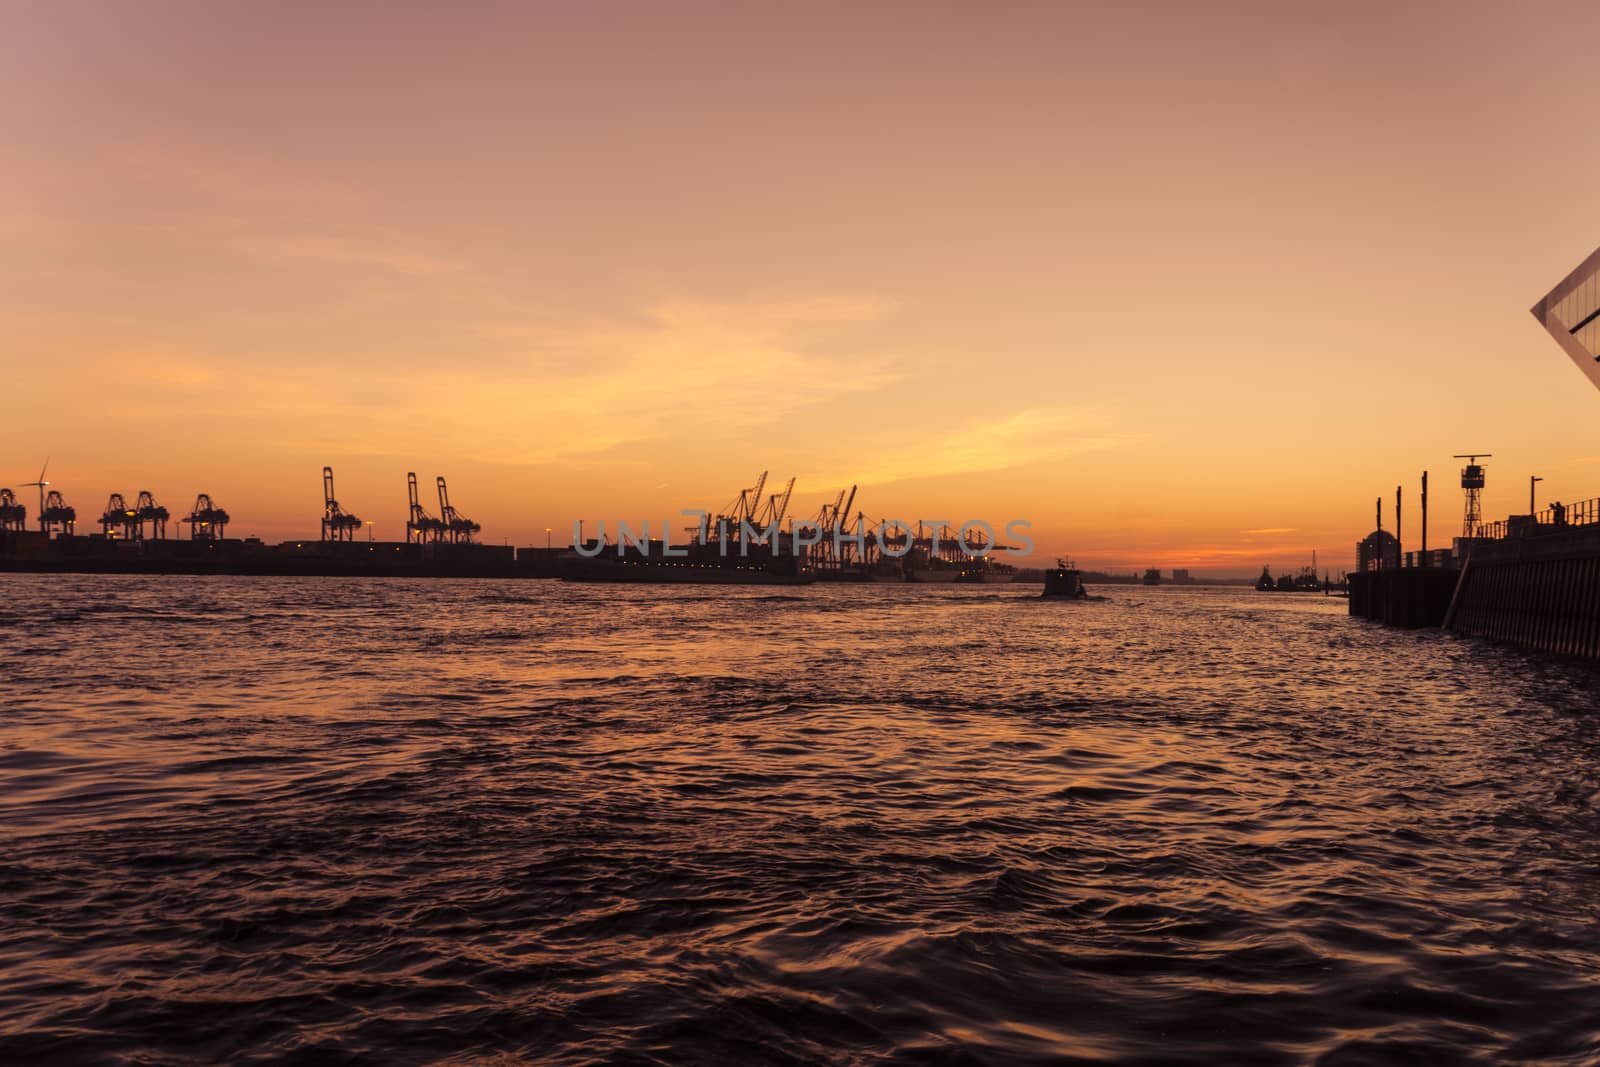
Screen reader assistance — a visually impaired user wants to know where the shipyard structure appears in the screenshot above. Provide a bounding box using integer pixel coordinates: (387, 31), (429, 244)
(0, 467), (1025, 585)
(1349, 246), (1600, 662)
(0, 467), (518, 578)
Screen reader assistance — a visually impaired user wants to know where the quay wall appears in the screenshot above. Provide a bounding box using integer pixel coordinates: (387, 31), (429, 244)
(1350, 526), (1600, 661)
(1447, 528), (1600, 661)
(1348, 568), (1458, 629)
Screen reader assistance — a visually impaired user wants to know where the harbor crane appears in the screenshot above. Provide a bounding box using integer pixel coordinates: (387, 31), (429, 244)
(134, 491), (169, 539)
(759, 476), (796, 532)
(99, 493), (140, 539)
(835, 485), (860, 563)
(720, 470), (769, 533)
(795, 488), (846, 562)
(182, 494), (230, 540)
(321, 466), (363, 542)
(698, 470), (771, 544)
(0, 488), (25, 532)
(838, 485), (857, 535)
(436, 476), (480, 543)
(40, 491), (75, 535)
(406, 472), (444, 543)
(823, 489), (846, 529)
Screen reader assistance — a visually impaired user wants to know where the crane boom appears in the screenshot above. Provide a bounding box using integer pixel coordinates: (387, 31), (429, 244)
(747, 470), (768, 522)
(772, 477), (795, 528)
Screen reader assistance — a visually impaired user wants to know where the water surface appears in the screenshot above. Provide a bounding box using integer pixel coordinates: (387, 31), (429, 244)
(2, 577), (1598, 1064)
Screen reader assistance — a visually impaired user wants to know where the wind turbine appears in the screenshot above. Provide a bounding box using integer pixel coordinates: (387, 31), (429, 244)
(20, 458), (49, 531)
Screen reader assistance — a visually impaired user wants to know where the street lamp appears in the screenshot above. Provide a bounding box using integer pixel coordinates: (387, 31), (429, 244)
(1531, 475), (1544, 516)
(365, 520), (374, 542)
(545, 527), (552, 549)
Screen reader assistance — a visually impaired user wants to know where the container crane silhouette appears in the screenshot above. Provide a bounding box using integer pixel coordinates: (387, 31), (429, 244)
(134, 491), (169, 540)
(436, 476), (479, 543)
(99, 493), (140, 539)
(40, 491), (75, 535)
(182, 494), (230, 540)
(0, 488), (25, 532)
(762, 476), (796, 532)
(406, 472), (444, 543)
(321, 466), (362, 542)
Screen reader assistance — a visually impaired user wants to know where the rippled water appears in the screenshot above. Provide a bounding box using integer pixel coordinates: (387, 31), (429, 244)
(3, 576), (1599, 1064)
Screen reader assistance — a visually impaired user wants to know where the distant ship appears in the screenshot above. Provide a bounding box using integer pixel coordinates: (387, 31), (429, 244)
(1255, 562), (1323, 593)
(1143, 568), (1161, 585)
(900, 539), (1018, 583)
(557, 540), (812, 585)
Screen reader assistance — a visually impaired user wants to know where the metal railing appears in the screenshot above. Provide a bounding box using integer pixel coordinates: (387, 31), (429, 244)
(1534, 496), (1600, 528)
(1472, 495), (1600, 543)
(1474, 495), (1600, 542)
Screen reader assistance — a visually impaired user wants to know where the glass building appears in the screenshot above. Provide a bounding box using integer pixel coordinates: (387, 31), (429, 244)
(1531, 246), (1600, 393)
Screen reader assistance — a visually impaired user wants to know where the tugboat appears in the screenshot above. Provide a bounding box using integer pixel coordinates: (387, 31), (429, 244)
(1042, 559), (1088, 599)
(1255, 566), (1274, 592)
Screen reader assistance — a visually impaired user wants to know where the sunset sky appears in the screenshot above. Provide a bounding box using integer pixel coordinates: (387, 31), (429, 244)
(6, 1), (1600, 574)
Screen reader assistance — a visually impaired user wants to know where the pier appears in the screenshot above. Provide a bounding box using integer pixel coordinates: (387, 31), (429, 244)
(1349, 494), (1600, 661)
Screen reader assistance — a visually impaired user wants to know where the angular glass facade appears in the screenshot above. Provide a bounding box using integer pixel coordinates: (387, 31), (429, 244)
(1531, 246), (1600, 392)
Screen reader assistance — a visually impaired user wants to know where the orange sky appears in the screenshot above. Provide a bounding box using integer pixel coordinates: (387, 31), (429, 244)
(5, 1), (1600, 575)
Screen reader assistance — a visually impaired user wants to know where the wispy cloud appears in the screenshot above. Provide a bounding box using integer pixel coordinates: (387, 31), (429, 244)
(819, 405), (1144, 488)
(1240, 526), (1297, 534)
(62, 294), (907, 465)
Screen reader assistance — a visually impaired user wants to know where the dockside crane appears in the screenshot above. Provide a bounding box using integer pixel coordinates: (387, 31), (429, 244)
(436, 476), (480, 543)
(134, 491), (169, 540)
(40, 491), (75, 536)
(835, 485), (859, 563)
(321, 466), (363, 542)
(182, 494), (230, 540)
(0, 488), (25, 532)
(100, 493), (140, 539)
(795, 489), (846, 562)
(824, 489), (846, 529)
(743, 470), (768, 527)
(723, 469), (768, 534)
(766, 476), (796, 533)
(406, 473), (444, 543)
(701, 470), (770, 545)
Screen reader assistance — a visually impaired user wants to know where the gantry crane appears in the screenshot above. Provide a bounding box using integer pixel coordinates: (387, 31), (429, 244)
(0, 488), (24, 533)
(321, 466), (363, 541)
(793, 489), (845, 562)
(436, 476), (480, 543)
(134, 491), (169, 540)
(100, 493), (140, 539)
(697, 470), (771, 544)
(182, 494), (230, 540)
(406, 472), (444, 543)
(764, 476), (796, 533)
(40, 491), (75, 536)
